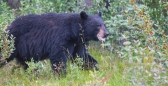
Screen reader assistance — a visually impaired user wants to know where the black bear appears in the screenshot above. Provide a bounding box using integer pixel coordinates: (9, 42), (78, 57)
(3, 11), (109, 75)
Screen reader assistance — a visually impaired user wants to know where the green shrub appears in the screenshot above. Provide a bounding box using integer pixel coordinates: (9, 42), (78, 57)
(0, 0), (168, 85)
(0, 1), (15, 62)
(103, 0), (168, 85)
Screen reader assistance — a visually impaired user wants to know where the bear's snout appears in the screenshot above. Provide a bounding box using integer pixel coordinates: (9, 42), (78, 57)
(97, 28), (109, 42)
(104, 31), (109, 38)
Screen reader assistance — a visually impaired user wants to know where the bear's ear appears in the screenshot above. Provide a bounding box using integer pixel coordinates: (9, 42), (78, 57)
(80, 11), (88, 19)
(98, 11), (102, 17)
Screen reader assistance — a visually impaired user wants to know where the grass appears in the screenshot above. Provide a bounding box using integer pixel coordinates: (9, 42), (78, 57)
(0, 42), (130, 86)
(1, 1), (168, 85)
(2, 42), (167, 86)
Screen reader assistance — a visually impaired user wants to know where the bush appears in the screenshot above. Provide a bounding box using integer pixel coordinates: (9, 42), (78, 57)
(103, 0), (168, 85)
(0, 1), (15, 62)
(0, 0), (168, 85)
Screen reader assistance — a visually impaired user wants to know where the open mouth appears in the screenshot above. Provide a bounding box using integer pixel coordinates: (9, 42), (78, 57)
(97, 34), (106, 42)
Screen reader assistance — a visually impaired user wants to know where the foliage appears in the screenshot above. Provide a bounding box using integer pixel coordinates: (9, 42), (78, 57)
(104, 0), (168, 85)
(18, 0), (87, 15)
(0, 1), (15, 62)
(0, 0), (168, 86)
(144, 0), (168, 32)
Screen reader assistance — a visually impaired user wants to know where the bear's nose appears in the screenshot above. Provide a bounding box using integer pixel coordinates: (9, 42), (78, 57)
(104, 32), (109, 38)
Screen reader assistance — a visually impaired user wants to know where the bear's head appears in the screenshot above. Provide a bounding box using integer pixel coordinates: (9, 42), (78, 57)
(80, 11), (109, 42)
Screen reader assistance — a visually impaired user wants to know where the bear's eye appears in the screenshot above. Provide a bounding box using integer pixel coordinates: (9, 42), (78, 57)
(104, 24), (106, 27)
(97, 24), (101, 27)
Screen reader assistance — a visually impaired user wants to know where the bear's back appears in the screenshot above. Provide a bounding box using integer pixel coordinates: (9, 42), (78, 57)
(7, 12), (80, 38)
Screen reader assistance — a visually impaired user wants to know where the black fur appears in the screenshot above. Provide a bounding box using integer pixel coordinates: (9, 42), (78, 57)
(4, 11), (108, 75)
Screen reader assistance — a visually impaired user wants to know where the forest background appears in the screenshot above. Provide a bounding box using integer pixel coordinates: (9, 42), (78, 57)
(0, 0), (168, 86)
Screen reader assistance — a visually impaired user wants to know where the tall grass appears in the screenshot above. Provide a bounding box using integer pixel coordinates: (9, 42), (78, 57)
(0, 0), (168, 86)
(0, 42), (130, 86)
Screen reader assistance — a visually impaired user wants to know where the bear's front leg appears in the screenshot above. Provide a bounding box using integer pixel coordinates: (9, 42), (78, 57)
(83, 52), (99, 71)
(50, 43), (75, 76)
(50, 59), (67, 76)
(73, 43), (98, 70)
(50, 46), (68, 76)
